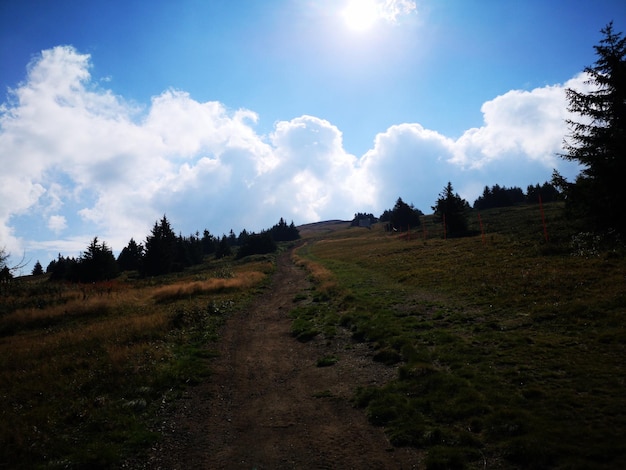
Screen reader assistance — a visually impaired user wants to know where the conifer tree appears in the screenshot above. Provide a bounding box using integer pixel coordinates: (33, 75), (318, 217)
(78, 237), (118, 282)
(432, 182), (470, 237)
(117, 238), (144, 272)
(143, 215), (177, 276)
(562, 22), (626, 233)
(32, 261), (44, 276)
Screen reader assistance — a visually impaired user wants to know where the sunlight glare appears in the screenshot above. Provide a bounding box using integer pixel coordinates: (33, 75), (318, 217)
(342, 0), (379, 32)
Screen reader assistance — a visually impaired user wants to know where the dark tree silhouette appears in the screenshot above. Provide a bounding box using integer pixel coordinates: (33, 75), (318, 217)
(562, 22), (626, 233)
(432, 182), (470, 237)
(236, 232), (277, 259)
(526, 182), (561, 204)
(175, 232), (203, 270)
(117, 238), (144, 272)
(215, 235), (232, 259)
(380, 198), (422, 231)
(143, 215), (178, 276)
(47, 254), (78, 281)
(269, 218), (300, 242)
(0, 266), (11, 283)
(78, 237), (119, 282)
(32, 261), (44, 276)
(351, 213), (377, 227)
(473, 185), (525, 210)
(201, 229), (216, 255)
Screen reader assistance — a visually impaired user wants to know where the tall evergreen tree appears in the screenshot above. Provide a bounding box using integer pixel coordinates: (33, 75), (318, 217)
(143, 215), (177, 276)
(389, 197), (422, 230)
(32, 261), (44, 276)
(201, 229), (216, 255)
(562, 22), (626, 233)
(117, 238), (144, 272)
(78, 237), (119, 282)
(432, 182), (470, 237)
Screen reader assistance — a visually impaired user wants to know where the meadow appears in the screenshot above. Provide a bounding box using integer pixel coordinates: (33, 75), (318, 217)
(295, 203), (626, 469)
(1, 202), (624, 469)
(0, 256), (273, 469)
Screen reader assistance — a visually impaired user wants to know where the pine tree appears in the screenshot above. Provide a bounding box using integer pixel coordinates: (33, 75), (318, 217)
(562, 22), (626, 233)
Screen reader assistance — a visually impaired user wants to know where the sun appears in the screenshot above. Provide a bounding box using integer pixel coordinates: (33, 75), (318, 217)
(342, 0), (379, 32)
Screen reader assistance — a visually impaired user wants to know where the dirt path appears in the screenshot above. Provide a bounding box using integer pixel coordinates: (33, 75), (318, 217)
(131, 248), (421, 469)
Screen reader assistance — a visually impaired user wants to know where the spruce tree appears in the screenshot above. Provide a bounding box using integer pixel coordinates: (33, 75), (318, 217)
(32, 261), (44, 276)
(78, 237), (118, 282)
(390, 198), (422, 230)
(562, 22), (626, 233)
(432, 182), (470, 238)
(118, 238), (144, 272)
(143, 216), (177, 276)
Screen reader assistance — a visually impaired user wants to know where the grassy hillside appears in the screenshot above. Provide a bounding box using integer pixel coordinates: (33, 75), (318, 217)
(1, 203), (624, 469)
(0, 257), (273, 469)
(296, 203), (625, 469)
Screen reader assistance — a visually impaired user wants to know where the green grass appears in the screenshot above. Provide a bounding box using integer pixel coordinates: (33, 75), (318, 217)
(316, 355), (339, 367)
(298, 203), (626, 469)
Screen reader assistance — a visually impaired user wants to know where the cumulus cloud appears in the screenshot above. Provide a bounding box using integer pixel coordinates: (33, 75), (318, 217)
(452, 73), (591, 171)
(359, 123), (456, 212)
(0, 45), (585, 268)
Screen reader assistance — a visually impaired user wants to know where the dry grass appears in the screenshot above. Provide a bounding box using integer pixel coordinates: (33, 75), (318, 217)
(292, 243), (338, 295)
(0, 257), (272, 468)
(152, 271), (266, 302)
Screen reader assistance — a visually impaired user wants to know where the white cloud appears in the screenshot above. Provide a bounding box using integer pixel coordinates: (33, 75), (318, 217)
(379, 0), (417, 22)
(452, 73), (591, 171)
(0, 45), (587, 270)
(359, 123), (456, 212)
(47, 215), (67, 234)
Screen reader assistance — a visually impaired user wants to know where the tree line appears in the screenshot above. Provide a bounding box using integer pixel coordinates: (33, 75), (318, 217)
(351, 179), (561, 238)
(354, 23), (625, 243)
(41, 217), (299, 283)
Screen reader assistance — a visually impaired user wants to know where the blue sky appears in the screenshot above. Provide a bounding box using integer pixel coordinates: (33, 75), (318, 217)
(1, 0), (625, 273)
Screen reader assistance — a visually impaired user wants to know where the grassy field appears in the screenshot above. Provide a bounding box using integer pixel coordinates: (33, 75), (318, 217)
(296, 203), (625, 469)
(0, 256), (274, 469)
(1, 203), (624, 469)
